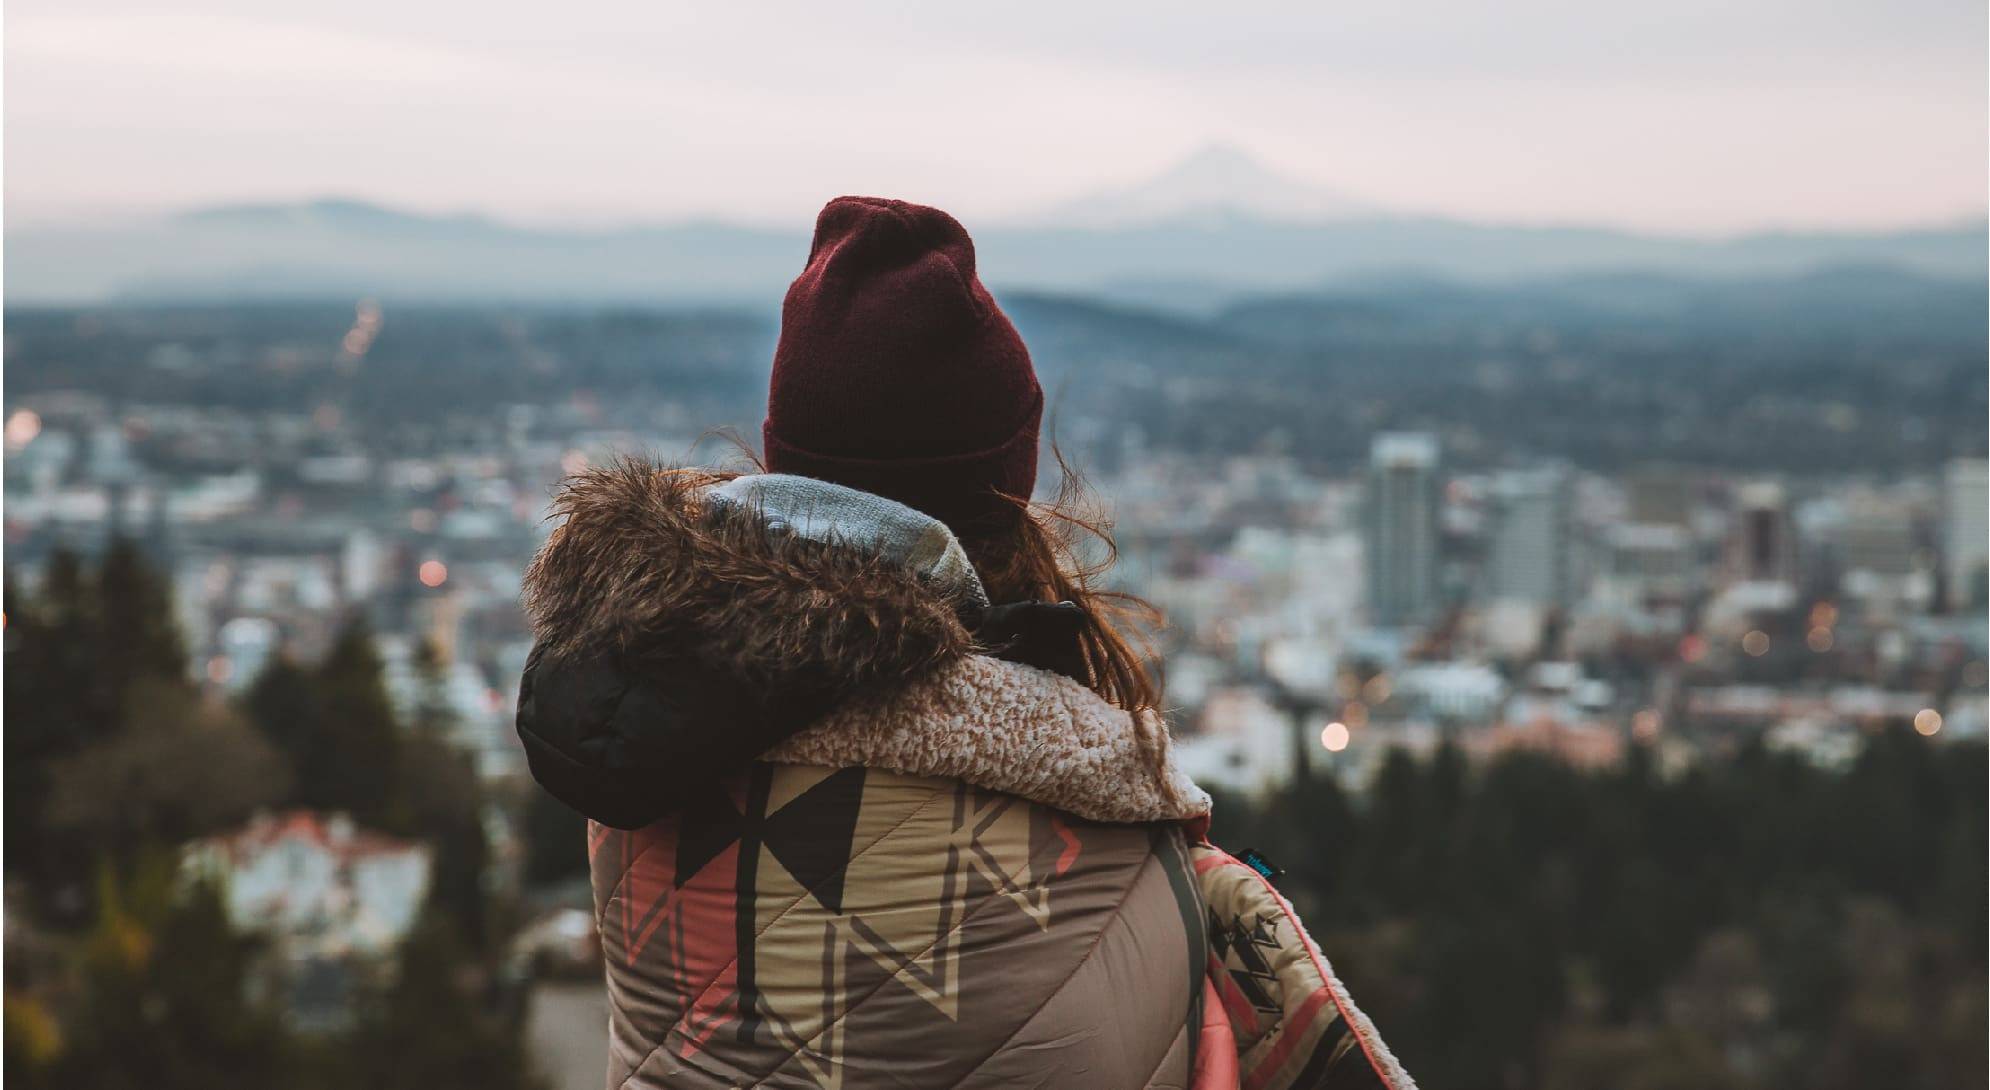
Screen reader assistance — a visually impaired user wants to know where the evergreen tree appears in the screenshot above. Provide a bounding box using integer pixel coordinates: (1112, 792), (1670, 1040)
(5, 546), (189, 900)
(280, 616), (403, 826)
(1359, 747), (1427, 908)
(35, 547), (102, 709)
(4, 566), (59, 879)
(45, 857), (292, 1090)
(244, 652), (322, 774)
(393, 736), (494, 951)
(343, 908), (544, 1090)
(10, 548), (106, 746)
(95, 536), (188, 709)
(1214, 733), (1990, 1090)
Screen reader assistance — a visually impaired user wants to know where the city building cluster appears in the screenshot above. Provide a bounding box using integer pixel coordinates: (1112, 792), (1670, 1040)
(1110, 435), (1988, 795)
(3, 303), (1984, 815)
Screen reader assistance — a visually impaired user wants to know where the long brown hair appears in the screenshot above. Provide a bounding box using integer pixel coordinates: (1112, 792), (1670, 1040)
(963, 447), (1162, 713)
(709, 430), (1163, 713)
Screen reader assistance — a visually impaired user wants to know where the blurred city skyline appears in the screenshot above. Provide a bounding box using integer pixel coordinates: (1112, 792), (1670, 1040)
(7, 0), (1986, 234)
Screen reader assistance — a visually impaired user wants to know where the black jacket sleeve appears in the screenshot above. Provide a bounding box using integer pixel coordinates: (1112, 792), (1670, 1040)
(514, 644), (833, 829)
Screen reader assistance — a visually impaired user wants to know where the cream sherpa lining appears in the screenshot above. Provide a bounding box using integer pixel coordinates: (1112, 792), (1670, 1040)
(764, 653), (1211, 826)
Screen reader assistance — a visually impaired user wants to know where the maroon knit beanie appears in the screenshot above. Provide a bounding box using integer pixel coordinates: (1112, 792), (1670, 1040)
(762, 196), (1042, 538)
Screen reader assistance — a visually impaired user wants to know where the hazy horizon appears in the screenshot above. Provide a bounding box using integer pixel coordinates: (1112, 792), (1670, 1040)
(6, 1), (1985, 236)
(9, 145), (1990, 241)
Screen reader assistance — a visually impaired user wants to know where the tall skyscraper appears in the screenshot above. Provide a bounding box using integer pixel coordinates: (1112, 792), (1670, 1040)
(1945, 458), (1988, 610)
(1727, 481), (1796, 585)
(1365, 432), (1441, 627)
(1487, 467), (1573, 606)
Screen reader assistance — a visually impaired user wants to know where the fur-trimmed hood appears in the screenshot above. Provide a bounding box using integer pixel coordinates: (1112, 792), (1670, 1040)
(516, 458), (1208, 829)
(523, 461), (979, 702)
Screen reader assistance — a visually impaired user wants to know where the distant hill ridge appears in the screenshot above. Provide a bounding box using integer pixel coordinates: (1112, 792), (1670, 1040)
(9, 145), (1984, 304)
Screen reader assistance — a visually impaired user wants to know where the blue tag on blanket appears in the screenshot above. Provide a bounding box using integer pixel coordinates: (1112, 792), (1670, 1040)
(1238, 848), (1285, 884)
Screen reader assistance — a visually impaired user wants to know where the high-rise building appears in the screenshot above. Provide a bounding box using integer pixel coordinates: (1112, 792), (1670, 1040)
(1831, 490), (1934, 616)
(1486, 467), (1573, 607)
(1945, 458), (1988, 610)
(1625, 467), (1695, 528)
(1365, 432), (1441, 627)
(1836, 494), (1921, 578)
(1606, 522), (1695, 598)
(1727, 481), (1796, 585)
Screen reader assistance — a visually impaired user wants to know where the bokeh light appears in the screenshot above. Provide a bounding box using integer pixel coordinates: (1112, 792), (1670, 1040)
(5, 409), (43, 450)
(1679, 635), (1707, 663)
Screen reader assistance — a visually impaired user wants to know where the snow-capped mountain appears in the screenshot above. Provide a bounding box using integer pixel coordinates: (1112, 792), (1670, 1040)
(1031, 143), (1379, 227)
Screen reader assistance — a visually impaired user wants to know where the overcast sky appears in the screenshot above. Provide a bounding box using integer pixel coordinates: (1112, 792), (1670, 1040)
(6, 0), (1984, 233)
